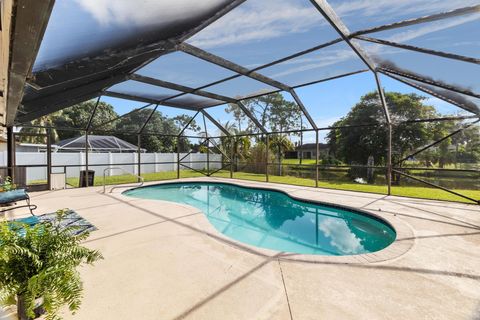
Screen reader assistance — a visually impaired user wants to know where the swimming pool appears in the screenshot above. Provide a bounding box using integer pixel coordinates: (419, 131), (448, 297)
(124, 182), (396, 256)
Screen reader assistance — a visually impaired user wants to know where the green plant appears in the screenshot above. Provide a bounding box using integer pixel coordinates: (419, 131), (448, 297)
(0, 209), (103, 320)
(1, 176), (16, 192)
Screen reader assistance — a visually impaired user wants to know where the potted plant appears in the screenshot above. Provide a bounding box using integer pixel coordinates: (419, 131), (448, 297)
(0, 209), (103, 319)
(0, 176), (16, 193)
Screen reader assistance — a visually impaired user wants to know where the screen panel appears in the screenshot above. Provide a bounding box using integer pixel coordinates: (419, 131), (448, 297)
(187, 0), (339, 68)
(203, 76), (278, 100)
(366, 11), (480, 60)
(355, 39), (480, 96)
(135, 51), (237, 88)
(328, 0), (478, 32)
(258, 41), (367, 87)
(108, 80), (183, 102)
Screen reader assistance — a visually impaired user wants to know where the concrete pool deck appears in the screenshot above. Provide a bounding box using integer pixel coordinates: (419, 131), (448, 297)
(1, 177), (479, 320)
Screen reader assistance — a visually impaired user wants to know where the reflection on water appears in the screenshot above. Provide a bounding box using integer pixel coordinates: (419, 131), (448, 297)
(125, 182), (396, 256)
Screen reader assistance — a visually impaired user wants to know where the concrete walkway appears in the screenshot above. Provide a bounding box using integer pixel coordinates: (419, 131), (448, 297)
(1, 178), (479, 320)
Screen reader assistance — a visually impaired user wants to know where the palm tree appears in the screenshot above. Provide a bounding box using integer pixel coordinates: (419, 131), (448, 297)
(219, 121), (251, 171)
(269, 134), (294, 175)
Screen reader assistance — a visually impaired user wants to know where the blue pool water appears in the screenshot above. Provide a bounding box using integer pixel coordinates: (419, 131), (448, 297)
(124, 182), (396, 256)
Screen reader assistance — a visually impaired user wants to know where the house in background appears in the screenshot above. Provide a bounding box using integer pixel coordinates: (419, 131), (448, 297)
(295, 143), (330, 159)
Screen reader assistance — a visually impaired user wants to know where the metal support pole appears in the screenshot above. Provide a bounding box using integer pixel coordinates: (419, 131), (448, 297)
(300, 126), (303, 165)
(374, 72), (392, 195)
(315, 130), (319, 188)
(46, 128), (52, 190)
(265, 134), (269, 182)
(230, 138), (234, 179)
(137, 134), (141, 182)
(177, 137), (180, 179)
(206, 137), (210, 176)
(85, 131), (89, 187)
(6, 127), (14, 181)
(387, 123), (392, 195)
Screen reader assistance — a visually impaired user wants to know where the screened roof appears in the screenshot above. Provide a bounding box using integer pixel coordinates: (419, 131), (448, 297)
(16, 0), (480, 129)
(57, 135), (143, 153)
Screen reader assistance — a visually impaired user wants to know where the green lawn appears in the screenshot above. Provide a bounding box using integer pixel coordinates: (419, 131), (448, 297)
(282, 159), (317, 165)
(31, 169), (478, 204)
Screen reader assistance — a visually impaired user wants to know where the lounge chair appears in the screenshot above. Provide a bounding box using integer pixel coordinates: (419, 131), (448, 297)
(0, 189), (37, 216)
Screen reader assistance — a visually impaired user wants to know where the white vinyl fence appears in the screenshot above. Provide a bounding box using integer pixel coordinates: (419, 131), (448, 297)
(0, 152), (222, 183)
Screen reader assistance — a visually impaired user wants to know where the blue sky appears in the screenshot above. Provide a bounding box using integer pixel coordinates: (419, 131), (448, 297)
(37, 0), (479, 142)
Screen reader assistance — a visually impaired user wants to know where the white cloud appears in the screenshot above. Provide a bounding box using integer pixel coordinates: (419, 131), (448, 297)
(189, 0), (328, 49)
(319, 218), (364, 254)
(75, 0), (227, 27)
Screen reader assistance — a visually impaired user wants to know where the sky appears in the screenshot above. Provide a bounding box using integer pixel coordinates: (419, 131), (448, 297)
(36, 0), (479, 142)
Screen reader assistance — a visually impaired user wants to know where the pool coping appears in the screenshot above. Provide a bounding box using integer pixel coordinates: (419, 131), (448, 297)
(113, 177), (415, 264)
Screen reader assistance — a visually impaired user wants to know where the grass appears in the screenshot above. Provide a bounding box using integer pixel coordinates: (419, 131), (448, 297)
(30, 169), (478, 204)
(282, 159), (317, 165)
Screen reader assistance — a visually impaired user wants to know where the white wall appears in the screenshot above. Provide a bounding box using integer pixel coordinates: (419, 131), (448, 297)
(0, 151), (222, 183)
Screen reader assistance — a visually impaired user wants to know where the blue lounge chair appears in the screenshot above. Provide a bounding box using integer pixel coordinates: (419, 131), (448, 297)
(0, 189), (37, 216)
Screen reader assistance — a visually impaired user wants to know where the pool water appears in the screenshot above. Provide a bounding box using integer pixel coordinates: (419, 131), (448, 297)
(124, 182), (396, 256)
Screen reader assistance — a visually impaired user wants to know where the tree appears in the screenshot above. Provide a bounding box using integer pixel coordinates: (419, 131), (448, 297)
(225, 93), (301, 171)
(56, 101), (118, 140)
(269, 134), (295, 175)
(0, 209), (102, 320)
(243, 93), (301, 133)
(218, 122), (252, 171)
(115, 109), (201, 152)
(327, 92), (437, 166)
(19, 116), (59, 144)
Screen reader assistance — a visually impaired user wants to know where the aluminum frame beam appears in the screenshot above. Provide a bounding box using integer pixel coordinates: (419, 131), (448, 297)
(85, 96), (102, 131)
(17, 75), (126, 123)
(103, 91), (213, 111)
(138, 104), (159, 134)
(178, 43), (291, 91)
(178, 111), (200, 137)
(201, 109), (231, 136)
(236, 101), (267, 134)
(308, 0), (376, 71)
(91, 102), (154, 130)
(351, 5), (480, 37)
(289, 89), (318, 130)
(378, 68), (480, 100)
(381, 71), (480, 115)
(129, 74), (236, 103)
(395, 119), (479, 165)
(355, 36), (480, 65)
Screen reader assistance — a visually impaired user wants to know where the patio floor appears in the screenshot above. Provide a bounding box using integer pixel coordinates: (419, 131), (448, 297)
(1, 177), (479, 320)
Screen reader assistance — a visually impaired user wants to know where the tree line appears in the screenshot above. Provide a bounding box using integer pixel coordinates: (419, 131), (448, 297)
(19, 92), (479, 170)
